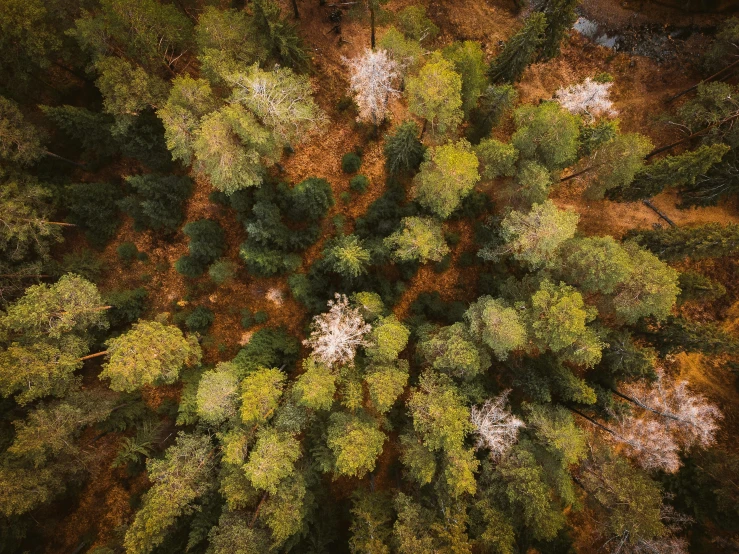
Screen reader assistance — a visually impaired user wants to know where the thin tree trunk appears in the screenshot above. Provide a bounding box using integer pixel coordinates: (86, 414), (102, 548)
(419, 118), (428, 141)
(645, 112), (739, 159)
(611, 389), (685, 424)
(569, 407), (617, 436)
(666, 59), (739, 103)
(370, 8), (376, 49)
(250, 492), (268, 527)
(19, 218), (76, 227)
(79, 351), (108, 361)
(292, 0), (300, 18)
(559, 165), (594, 183)
(0, 274), (49, 278)
(43, 150), (85, 168)
(642, 199), (676, 226)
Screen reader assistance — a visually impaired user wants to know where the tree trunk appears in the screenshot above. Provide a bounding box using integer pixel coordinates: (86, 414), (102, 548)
(43, 150), (85, 168)
(370, 7), (376, 49)
(292, 0), (300, 18)
(666, 59), (739, 103)
(642, 200), (676, 226)
(645, 112), (739, 159)
(79, 351), (109, 361)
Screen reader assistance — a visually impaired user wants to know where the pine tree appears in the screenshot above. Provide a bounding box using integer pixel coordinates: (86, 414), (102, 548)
(626, 222), (739, 261)
(465, 296), (527, 361)
(327, 411), (385, 478)
(488, 13), (547, 83)
(118, 174), (192, 232)
(511, 102), (580, 171)
(384, 217), (449, 263)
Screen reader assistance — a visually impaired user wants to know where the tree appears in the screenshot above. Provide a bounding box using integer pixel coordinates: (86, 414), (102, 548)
(611, 243), (680, 324)
(626, 222), (739, 261)
(100, 320), (201, 392)
(346, 49), (399, 125)
(511, 102), (580, 171)
(287, 176), (334, 221)
(252, 0), (310, 71)
(1, 273), (108, 340)
(384, 121), (425, 174)
(0, 96), (44, 165)
(366, 315), (410, 363)
(417, 323), (491, 379)
(304, 294), (372, 367)
(384, 217), (449, 263)
(158, 75), (218, 165)
(476, 139), (518, 180)
(193, 104), (279, 194)
(465, 296), (527, 360)
(466, 84), (518, 144)
(377, 27), (424, 78)
(323, 234), (372, 279)
(327, 412), (386, 478)
(176, 219), (226, 278)
(94, 57), (169, 116)
(514, 160), (551, 204)
(493, 200), (579, 268)
(244, 428), (301, 493)
(527, 279), (596, 354)
(349, 491), (394, 554)
(412, 140), (480, 218)
(443, 41), (487, 117)
(488, 13), (546, 83)
(580, 133), (653, 199)
(118, 174), (192, 232)
(124, 433), (215, 554)
(408, 371), (472, 452)
(295, 357), (336, 411)
(406, 53), (463, 139)
(555, 77), (616, 119)
(644, 315), (739, 357)
(553, 236), (632, 294)
(470, 391), (524, 460)
(365, 360), (409, 413)
(240, 367), (286, 425)
(226, 64), (325, 146)
(609, 143), (729, 201)
(195, 7), (267, 82)
(196, 363), (239, 425)
(537, 0), (579, 60)
(396, 5), (439, 41)
(64, 182), (121, 248)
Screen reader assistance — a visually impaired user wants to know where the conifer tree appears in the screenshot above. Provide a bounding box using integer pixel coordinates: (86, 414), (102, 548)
(511, 102), (580, 171)
(384, 217), (449, 263)
(465, 296), (527, 361)
(323, 234), (372, 279)
(537, 0), (579, 61)
(384, 120), (425, 174)
(488, 13), (547, 83)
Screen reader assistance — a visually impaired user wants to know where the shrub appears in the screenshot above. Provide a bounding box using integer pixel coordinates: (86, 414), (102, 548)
(287, 177), (334, 221)
(340, 191), (352, 204)
(254, 311), (269, 324)
(186, 306), (215, 332)
(342, 152), (362, 173)
(117, 242), (139, 266)
(350, 175), (369, 193)
(106, 288), (149, 328)
(175, 255), (206, 278)
(209, 259), (238, 285)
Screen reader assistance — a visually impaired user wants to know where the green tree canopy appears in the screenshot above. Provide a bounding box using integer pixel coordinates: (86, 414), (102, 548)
(406, 53), (463, 139)
(384, 217), (449, 263)
(465, 296), (527, 361)
(327, 411), (386, 478)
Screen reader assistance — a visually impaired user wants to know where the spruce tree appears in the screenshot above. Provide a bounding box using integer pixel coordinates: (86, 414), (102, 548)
(488, 13), (547, 84)
(384, 120), (425, 174)
(537, 0), (580, 61)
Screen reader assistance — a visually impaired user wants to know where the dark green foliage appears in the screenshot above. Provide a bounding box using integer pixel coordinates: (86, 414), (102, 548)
(678, 271), (727, 303)
(105, 288), (149, 328)
(350, 175), (369, 193)
(50, 249), (106, 283)
(537, 0), (579, 61)
(608, 144), (729, 201)
(341, 152), (362, 174)
(186, 307), (214, 333)
(488, 13), (547, 83)
(117, 242), (139, 266)
(355, 181), (413, 239)
(111, 110), (173, 172)
(598, 330), (657, 383)
(384, 121), (424, 174)
(578, 119), (618, 157)
(118, 174), (193, 233)
(240, 309), (269, 328)
(176, 220), (225, 278)
(678, 148), (739, 208)
(466, 84), (518, 144)
(285, 177), (334, 221)
(65, 182), (121, 248)
(625, 223), (739, 261)
(232, 327), (301, 375)
(252, 0), (310, 71)
(40, 105), (117, 161)
(641, 316), (739, 356)
(410, 292), (467, 325)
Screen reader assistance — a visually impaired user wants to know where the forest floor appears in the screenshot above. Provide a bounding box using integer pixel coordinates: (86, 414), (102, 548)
(47, 0), (739, 552)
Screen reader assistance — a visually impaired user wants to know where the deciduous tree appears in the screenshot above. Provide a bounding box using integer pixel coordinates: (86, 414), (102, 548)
(304, 294), (372, 367)
(470, 391), (524, 460)
(384, 217), (449, 263)
(406, 53), (463, 139)
(346, 49), (399, 125)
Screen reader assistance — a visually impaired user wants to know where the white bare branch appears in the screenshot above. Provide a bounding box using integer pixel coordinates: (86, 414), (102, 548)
(555, 77), (617, 120)
(470, 390), (524, 461)
(303, 293), (372, 367)
(345, 49), (400, 125)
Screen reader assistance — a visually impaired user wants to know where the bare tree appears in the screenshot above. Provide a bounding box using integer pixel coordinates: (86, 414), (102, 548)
(555, 77), (617, 120)
(304, 294), (372, 367)
(470, 390), (524, 461)
(345, 49), (399, 126)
